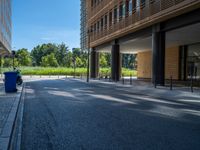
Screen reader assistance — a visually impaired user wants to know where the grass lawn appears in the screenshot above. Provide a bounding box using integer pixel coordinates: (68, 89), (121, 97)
(1, 67), (137, 77)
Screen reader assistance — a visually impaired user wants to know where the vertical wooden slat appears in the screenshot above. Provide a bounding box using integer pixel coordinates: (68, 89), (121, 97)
(88, 0), (195, 44)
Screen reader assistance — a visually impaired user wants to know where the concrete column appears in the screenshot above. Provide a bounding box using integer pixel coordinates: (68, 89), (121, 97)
(179, 46), (188, 81)
(111, 42), (121, 81)
(152, 24), (166, 86)
(90, 49), (99, 78)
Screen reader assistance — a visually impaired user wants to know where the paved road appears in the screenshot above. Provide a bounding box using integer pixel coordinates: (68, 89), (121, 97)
(21, 78), (200, 150)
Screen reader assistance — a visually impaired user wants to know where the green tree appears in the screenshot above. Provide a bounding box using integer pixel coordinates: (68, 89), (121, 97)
(41, 53), (59, 67)
(31, 43), (58, 66)
(75, 57), (83, 67)
(56, 43), (69, 66)
(65, 51), (73, 67)
(80, 51), (87, 68)
(16, 48), (32, 66)
(3, 57), (12, 67)
(100, 53), (107, 68)
(72, 48), (87, 67)
(105, 53), (111, 67)
(72, 48), (81, 58)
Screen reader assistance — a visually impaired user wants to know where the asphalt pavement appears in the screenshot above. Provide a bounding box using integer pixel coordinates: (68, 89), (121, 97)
(21, 78), (200, 150)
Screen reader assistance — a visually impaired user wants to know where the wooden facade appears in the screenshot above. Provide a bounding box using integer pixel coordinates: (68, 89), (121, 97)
(86, 0), (200, 48)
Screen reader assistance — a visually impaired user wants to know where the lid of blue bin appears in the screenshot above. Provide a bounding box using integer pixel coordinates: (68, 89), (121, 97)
(4, 71), (17, 74)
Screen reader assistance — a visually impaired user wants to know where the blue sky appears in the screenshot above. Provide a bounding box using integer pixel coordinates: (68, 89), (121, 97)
(12, 0), (80, 51)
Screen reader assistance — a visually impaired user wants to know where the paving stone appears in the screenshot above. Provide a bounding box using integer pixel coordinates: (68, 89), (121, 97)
(0, 83), (22, 150)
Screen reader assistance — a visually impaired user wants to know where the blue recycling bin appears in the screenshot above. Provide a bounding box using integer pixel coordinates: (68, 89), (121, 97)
(4, 72), (17, 93)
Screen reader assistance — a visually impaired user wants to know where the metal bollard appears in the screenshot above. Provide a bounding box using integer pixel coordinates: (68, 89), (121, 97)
(191, 76), (194, 93)
(106, 73), (108, 81)
(122, 76), (125, 85)
(130, 74), (133, 85)
(170, 75), (173, 91)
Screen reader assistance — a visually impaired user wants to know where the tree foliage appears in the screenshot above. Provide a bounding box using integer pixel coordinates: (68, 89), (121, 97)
(16, 48), (32, 66)
(2, 57), (13, 67)
(31, 43), (58, 66)
(1, 43), (136, 69)
(99, 53), (107, 68)
(41, 53), (59, 67)
(56, 43), (69, 66)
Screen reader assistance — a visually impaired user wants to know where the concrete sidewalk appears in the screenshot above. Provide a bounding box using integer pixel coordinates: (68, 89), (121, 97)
(22, 75), (200, 103)
(75, 78), (200, 105)
(0, 83), (23, 150)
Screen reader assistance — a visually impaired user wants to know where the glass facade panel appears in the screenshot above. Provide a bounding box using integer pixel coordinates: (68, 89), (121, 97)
(129, 0), (132, 14)
(0, 0), (12, 52)
(80, 0), (88, 51)
(179, 44), (200, 80)
(122, 3), (125, 17)
(187, 44), (200, 79)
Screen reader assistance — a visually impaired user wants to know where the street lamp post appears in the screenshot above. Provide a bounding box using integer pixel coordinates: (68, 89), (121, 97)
(73, 57), (76, 78)
(11, 50), (16, 70)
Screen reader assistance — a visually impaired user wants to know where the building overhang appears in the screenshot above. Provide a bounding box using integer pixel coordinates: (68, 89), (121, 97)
(95, 22), (200, 54)
(0, 41), (11, 56)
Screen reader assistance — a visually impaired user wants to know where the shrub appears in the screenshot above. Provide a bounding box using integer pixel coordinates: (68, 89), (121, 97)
(1, 67), (137, 77)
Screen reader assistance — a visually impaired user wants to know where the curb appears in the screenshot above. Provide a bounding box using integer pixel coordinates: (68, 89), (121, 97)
(0, 84), (24, 150)
(9, 83), (26, 150)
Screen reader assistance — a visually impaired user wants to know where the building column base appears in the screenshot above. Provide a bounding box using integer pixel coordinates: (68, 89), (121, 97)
(111, 43), (121, 81)
(152, 24), (166, 86)
(90, 49), (99, 78)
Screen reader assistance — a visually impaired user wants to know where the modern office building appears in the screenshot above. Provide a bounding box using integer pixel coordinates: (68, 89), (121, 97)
(80, 0), (88, 51)
(85, 0), (200, 85)
(0, 0), (12, 55)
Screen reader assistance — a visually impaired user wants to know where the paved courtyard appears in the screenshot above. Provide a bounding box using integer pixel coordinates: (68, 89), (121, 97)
(0, 93), (16, 135)
(21, 78), (200, 150)
(0, 80), (22, 150)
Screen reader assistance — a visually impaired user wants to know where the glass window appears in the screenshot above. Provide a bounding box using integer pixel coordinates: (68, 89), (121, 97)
(97, 21), (100, 31)
(119, 4), (123, 19)
(105, 15), (107, 26)
(122, 3), (126, 17)
(141, 0), (145, 5)
(114, 7), (118, 23)
(129, 0), (132, 14)
(101, 17), (104, 30)
(188, 44), (200, 79)
(109, 11), (112, 26)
